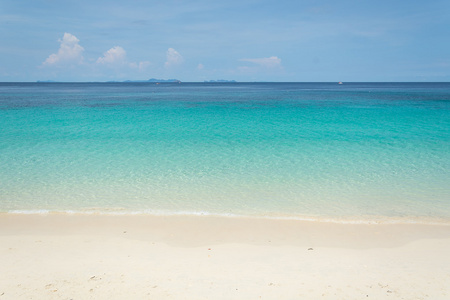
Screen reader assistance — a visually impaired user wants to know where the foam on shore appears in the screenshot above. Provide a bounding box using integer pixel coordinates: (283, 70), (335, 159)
(4, 208), (450, 225)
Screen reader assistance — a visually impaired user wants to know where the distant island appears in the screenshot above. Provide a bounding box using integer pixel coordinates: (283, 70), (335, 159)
(35, 79), (240, 83)
(36, 78), (182, 83)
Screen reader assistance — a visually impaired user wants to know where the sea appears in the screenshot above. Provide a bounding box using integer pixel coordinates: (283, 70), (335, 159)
(0, 82), (449, 224)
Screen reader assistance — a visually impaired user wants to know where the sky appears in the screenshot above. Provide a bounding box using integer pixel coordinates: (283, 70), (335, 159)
(1, 0), (449, 82)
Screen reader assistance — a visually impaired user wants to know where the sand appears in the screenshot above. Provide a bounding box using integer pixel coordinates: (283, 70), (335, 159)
(1, 214), (450, 299)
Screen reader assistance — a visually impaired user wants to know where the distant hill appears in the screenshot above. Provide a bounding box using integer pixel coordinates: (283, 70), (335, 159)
(35, 79), (242, 83)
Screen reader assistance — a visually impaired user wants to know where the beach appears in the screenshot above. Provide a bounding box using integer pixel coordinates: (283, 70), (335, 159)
(1, 214), (450, 299)
(1, 83), (449, 299)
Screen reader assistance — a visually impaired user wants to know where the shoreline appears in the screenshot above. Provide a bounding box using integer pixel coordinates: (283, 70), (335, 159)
(1, 214), (450, 299)
(2, 213), (450, 247)
(3, 210), (450, 226)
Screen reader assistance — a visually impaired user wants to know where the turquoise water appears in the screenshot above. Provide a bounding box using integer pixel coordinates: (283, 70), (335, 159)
(1, 82), (449, 223)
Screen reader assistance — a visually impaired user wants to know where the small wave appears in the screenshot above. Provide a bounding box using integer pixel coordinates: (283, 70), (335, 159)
(3, 209), (450, 226)
(7, 209), (53, 214)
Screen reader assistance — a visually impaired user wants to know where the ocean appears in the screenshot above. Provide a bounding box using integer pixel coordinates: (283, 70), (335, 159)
(1, 82), (449, 223)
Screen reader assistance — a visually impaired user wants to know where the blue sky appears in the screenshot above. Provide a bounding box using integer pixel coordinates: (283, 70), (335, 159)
(1, 0), (449, 82)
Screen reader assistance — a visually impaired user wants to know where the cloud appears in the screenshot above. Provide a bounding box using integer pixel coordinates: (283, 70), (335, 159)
(97, 47), (150, 72)
(41, 33), (151, 77)
(240, 56), (281, 68)
(138, 61), (151, 71)
(165, 48), (183, 68)
(237, 66), (252, 72)
(97, 46), (127, 65)
(130, 61), (151, 71)
(43, 33), (84, 65)
(139, 61), (151, 70)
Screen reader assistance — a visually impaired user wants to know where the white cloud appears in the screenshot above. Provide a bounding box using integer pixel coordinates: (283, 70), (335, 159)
(130, 61), (151, 71)
(240, 56), (281, 68)
(97, 46), (127, 65)
(138, 61), (151, 71)
(237, 66), (252, 72)
(165, 48), (183, 68)
(41, 33), (151, 77)
(97, 47), (150, 72)
(43, 33), (84, 65)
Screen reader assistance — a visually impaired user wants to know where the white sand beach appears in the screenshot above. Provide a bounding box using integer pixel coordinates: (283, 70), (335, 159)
(1, 214), (450, 299)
